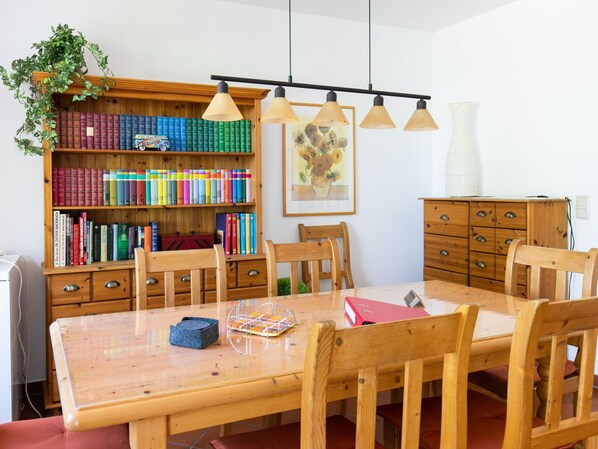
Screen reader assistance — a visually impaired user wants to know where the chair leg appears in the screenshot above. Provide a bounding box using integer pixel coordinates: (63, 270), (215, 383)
(383, 418), (398, 449)
(219, 423), (232, 437)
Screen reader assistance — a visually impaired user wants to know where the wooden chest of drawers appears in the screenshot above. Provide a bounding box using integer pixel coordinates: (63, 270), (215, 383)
(422, 198), (568, 298)
(44, 255), (267, 407)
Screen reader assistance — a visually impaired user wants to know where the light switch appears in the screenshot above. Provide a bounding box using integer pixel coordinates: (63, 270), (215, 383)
(576, 195), (590, 219)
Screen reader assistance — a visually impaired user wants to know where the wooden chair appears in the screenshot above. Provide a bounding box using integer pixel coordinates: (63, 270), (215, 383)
(264, 238), (341, 297)
(468, 240), (598, 415)
(134, 245), (227, 310)
(210, 303), (479, 449)
(0, 416), (129, 449)
(298, 222), (355, 289)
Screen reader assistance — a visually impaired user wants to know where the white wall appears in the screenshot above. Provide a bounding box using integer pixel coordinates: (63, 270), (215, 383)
(0, 0), (433, 381)
(432, 0), (598, 278)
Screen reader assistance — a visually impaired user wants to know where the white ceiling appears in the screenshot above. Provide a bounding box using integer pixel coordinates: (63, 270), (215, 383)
(218, 0), (519, 32)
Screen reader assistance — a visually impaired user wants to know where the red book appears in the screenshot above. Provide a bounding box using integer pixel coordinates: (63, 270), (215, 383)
(100, 113), (108, 149)
(86, 112), (95, 149)
(344, 297), (429, 326)
(113, 114), (120, 150)
(84, 168), (91, 206)
(57, 168), (65, 206)
(80, 112), (87, 149)
(73, 223), (80, 266)
(66, 112), (74, 148)
(107, 114), (114, 150)
(73, 112), (81, 148)
(231, 213), (238, 255)
(93, 113), (101, 149)
(225, 213), (232, 255)
(64, 168), (73, 206)
(96, 169), (104, 206)
(52, 168), (58, 206)
(76, 167), (85, 206)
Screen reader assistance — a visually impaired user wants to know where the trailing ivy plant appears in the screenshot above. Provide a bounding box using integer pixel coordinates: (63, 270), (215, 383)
(0, 24), (113, 155)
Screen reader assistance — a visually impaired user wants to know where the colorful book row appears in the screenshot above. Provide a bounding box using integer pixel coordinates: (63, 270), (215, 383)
(215, 213), (257, 255)
(56, 112), (252, 152)
(52, 168), (252, 207)
(52, 211), (158, 267)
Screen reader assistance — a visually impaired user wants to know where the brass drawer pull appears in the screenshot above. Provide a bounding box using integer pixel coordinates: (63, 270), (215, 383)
(247, 269), (260, 276)
(63, 284), (80, 292)
(180, 275), (191, 283)
(104, 280), (120, 289)
(439, 214), (449, 221)
(476, 210), (487, 217)
(439, 250), (449, 257)
(476, 261), (487, 268)
(504, 211), (517, 219)
(504, 238), (513, 245)
(146, 277), (158, 285)
(475, 235), (487, 243)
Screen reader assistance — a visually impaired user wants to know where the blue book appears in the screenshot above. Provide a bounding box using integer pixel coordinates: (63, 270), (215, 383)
(131, 115), (139, 138)
(125, 115), (133, 150)
(119, 115), (126, 149)
(145, 116), (152, 134)
(239, 213), (246, 255)
(250, 213), (256, 254)
(157, 116), (165, 136)
(116, 170), (125, 206)
(138, 115), (146, 134)
(151, 116), (158, 135)
(150, 221), (159, 252)
(181, 118), (188, 151)
(168, 117), (176, 150)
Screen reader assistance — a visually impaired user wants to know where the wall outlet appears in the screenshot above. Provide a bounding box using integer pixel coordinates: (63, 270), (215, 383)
(576, 195), (590, 219)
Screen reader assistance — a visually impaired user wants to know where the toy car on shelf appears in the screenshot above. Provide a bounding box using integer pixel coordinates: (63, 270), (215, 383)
(134, 134), (170, 151)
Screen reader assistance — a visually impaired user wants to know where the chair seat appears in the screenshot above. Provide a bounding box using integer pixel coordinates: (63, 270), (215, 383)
(0, 416), (130, 449)
(377, 390), (575, 449)
(210, 415), (385, 449)
(469, 359), (577, 398)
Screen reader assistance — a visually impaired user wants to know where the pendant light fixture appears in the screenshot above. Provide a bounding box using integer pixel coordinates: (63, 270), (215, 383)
(202, 80), (243, 122)
(359, 0), (396, 129)
(403, 99), (439, 131)
(207, 1), (437, 131)
(261, 0), (298, 124)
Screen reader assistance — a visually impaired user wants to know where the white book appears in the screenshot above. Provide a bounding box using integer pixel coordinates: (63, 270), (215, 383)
(53, 211), (60, 267)
(59, 213), (67, 267)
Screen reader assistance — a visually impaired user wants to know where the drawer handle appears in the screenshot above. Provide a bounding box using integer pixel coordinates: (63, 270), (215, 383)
(146, 277), (158, 285)
(504, 211), (517, 219)
(439, 214), (449, 221)
(247, 269), (260, 276)
(476, 210), (487, 217)
(475, 235), (487, 243)
(180, 274), (191, 283)
(476, 261), (487, 268)
(63, 284), (80, 292)
(504, 238), (513, 245)
(104, 280), (120, 289)
(439, 250), (449, 257)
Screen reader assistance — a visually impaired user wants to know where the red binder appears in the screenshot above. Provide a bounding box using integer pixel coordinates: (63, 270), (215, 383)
(344, 296), (429, 326)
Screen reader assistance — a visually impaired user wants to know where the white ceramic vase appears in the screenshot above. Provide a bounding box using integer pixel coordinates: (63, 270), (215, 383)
(445, 102), (479, 197)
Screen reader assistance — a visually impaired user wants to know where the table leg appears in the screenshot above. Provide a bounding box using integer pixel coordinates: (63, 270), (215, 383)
(129, 416), (167, 449)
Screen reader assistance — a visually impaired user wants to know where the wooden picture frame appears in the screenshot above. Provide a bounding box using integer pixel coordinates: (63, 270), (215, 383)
(282, 102), (356, 216)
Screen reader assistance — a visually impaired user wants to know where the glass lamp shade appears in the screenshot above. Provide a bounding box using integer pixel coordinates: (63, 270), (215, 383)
(359, 95), (396, 129)
(202, 81), (243, 122)
(403, 99), (439, 131)
(312, 91), (349, 127)
(262, 86), (298, 124)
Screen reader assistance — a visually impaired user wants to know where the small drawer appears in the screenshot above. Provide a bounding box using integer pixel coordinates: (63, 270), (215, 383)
(93, 270), (130, 301)
(424, 234), (469, 274)
(205, 263), (236, 290)
(495, 254), (528, 285)
(49, 273), (91, 305)
(50, 299), (131, 322)
(496, 203), (527, 229)
(470, 202), (495, 226)
(495, 229), (527, 255)
(424, 201), (469, 238)
(470, 227), (496, 253)
(237, 259), (267, 287)
(423, 266), (468, 286)
(470, 251), (496, 280)
(143, 272), (165, 297)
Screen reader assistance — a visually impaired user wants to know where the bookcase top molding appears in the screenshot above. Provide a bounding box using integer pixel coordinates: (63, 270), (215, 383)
(32, 71), (270, 103)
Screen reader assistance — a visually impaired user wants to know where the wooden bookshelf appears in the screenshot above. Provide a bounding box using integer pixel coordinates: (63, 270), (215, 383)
(35, 72), (270, 407)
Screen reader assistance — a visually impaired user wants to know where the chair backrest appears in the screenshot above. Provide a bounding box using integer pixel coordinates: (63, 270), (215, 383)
(505, 239), (598, 300)
(264, 238), (341, 297)
(298, 222), (355, 289)
(302, 304), (479, 449)
(134, 245), (227, 310)
(503, 297), (598, 449)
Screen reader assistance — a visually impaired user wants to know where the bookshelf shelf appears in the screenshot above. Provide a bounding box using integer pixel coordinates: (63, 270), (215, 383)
(37, 71), (270, 408)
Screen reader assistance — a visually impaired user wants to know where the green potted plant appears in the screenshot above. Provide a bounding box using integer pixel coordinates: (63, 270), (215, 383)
(0, 24), (113, 155)
(277, 277), (311, 296)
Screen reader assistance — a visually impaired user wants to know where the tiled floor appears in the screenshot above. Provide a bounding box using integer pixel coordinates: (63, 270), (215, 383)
(16, 381), (598, 449)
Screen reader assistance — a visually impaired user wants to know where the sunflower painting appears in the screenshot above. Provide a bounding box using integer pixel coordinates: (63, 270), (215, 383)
(283, 103), (355, 216)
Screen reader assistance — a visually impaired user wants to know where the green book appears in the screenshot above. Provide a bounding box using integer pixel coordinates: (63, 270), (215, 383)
(244, 120), (251, 152)
(117, 222), (129, 261)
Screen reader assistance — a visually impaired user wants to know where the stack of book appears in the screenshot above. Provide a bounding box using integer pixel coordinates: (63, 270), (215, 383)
(56, 112), (252, 152)
(52, 211), (158, 267)
(215, 213), (257, 255)
(52, 168), (252, 207)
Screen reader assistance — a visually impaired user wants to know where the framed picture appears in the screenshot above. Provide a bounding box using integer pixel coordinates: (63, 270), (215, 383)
(283, 102), (356, 216)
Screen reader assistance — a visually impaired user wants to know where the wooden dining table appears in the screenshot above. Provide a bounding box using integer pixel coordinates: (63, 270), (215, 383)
(50, 280), (529, 449)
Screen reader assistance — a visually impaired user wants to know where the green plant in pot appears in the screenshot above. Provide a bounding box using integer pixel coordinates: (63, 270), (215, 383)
(0, 24), (113, 155)
(277, 277), (310, 296)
